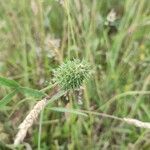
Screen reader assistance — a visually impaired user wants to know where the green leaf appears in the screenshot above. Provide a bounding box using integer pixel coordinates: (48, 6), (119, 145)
(47, 90), (67, 104)
(0, 90), (17, 108)
(49, 107), (88, 117)
(0, 106), (12, 111)
(0, 76), (20, 88)
(19, 87), (46, 98)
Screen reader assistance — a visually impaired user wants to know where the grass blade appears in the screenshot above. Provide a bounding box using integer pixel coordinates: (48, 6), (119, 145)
(19, 87), (46, 98)
(49, 107), (88, 117)
(0, 76), (20, 88)
(47, 90), (67, 104)
(0, 90), (17, 108)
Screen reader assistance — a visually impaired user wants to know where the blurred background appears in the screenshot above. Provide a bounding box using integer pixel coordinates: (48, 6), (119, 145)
(0, 0), (150, 149)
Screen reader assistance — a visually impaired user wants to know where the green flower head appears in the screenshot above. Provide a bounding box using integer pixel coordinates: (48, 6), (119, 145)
(53, 59), (91, 90)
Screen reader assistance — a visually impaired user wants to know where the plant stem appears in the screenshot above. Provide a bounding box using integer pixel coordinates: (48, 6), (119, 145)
(38, 110), (44, 150)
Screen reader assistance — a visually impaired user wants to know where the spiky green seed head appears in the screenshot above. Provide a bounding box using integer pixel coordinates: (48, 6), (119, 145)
(53, 59), (91, 90)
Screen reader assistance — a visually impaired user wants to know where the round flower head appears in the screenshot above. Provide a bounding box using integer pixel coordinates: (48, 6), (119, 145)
(53, 59), (91, 90)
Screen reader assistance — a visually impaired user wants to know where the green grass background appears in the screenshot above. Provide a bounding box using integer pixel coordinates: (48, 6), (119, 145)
(0, 0), (150, 149)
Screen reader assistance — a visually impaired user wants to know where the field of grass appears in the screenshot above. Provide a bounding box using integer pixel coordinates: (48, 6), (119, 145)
(0, 0), (150, 149)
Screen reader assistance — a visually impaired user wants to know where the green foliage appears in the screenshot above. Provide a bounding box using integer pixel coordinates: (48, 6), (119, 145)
(47, 90), (67, 104)
(19, 87), (46, 98)
(0, 76), (46, 108)
(0, 0), (150, 149)
(0, 77), (19, 88)
(0, 90), (17, 108)
(53, 59), (91, 90)
(49, 107), (88, 117)
(0, 76), (45, 99)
